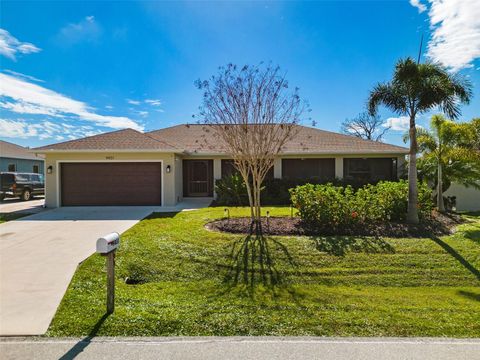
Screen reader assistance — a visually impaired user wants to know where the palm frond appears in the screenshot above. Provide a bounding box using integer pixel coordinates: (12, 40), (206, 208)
(368, 82), (407, 116)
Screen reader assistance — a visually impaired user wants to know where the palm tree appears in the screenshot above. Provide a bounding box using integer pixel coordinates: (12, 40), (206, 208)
(404, 115), (480, 212)
(368, 58), (472, 223)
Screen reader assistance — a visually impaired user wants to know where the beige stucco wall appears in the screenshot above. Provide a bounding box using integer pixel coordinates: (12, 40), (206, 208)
(43, 152), (178, 208)
(444, 183), (480, 212)
(173, 154), (183, 203)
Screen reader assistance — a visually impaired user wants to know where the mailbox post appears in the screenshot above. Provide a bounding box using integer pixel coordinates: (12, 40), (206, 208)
(96, 232), (120, 314)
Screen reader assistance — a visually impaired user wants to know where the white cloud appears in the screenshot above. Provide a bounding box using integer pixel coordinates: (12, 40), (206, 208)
(127, 99), (141, 105)
(105, 105), (114, 109)
(0, 73), (143, 131)
(145, 99), (162, 106)
(0, 28), (41, 60)
(0, 119), (38, 138)
(3, 70), (44, 83)
(410, 0), (427, 13)
(137, 111), (149, 117)
(384, 116), (410, 131)
(56, 16), (102, 46)
(426, 0), (480, 72)
(0, 118), (104, 140)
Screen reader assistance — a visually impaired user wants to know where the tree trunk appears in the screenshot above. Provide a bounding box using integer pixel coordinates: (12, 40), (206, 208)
(437, 161), (445, 212)
(243, 175), (255, 221)
(407, 114), (419, 224)
(253, 178), (262, 235)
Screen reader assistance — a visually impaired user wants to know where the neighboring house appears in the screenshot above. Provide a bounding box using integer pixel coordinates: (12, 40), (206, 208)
(33, 124), (408, 208)
(0, 140), (44, 174)
(444, 183), (480, 212)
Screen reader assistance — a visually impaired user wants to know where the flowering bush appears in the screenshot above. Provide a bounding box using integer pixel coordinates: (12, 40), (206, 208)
(290, 180), (433, 231)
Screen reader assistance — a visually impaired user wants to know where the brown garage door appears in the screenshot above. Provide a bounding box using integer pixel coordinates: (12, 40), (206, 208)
(61, 162), (161, 206)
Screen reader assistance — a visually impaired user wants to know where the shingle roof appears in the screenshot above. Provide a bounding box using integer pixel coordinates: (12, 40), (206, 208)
(34, 128), (178, 152)
(34, 124), (408, 154)
(147, 124), (408, 154)
(0, 140), (44, 160)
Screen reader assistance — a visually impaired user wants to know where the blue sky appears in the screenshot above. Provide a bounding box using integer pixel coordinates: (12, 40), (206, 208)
(1, 0), (479, 148)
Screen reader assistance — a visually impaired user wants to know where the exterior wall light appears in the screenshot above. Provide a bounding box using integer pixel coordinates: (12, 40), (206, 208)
(47, 165), (53, 174)
(166, 165), (171, 173)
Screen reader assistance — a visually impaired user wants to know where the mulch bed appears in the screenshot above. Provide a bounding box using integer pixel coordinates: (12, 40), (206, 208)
(205, 211), (465, 238)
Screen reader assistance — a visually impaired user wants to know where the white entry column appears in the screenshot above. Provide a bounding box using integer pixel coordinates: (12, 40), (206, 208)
(335, 156), (344, 179)
(213, 158), (222, 199)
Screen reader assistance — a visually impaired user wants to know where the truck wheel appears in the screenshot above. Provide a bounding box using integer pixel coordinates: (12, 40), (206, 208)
(22, 189), (32, 201)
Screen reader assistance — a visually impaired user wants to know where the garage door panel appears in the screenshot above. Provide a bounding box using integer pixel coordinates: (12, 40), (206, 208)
(61, 162), (161, 206)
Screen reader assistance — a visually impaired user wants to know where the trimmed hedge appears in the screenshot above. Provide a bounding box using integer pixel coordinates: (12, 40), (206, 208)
(290, 180), (433, 230)
(215, 176), (374, 206)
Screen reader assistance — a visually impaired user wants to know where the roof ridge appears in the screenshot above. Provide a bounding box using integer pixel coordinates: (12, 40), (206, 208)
(142, 131), (180, 150)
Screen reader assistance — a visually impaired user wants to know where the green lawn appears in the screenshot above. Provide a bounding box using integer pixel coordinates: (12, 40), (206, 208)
(48, 207), (480, 337)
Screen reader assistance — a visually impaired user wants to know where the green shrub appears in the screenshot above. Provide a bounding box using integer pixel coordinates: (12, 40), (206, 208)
(215, 175), (356, 206)
(215, 174), (249, 206)
(290, 180), (433, 230)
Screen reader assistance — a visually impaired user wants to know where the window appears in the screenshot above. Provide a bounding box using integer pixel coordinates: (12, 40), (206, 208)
(221, 159), (274, 180)
(15, 174), (29, 182)
(344, 158), (396, 183)
(8, 163), (16, 172)
(33, 165), (39, 173)
(282, 158), (335, 181)
(1, 173), (15, 185)
(221, 159), (237, 178)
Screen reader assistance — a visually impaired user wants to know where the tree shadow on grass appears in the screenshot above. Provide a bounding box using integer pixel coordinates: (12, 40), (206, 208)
(59, 313), (110, 360)
(464, 229), (480, 245)
(458, 290), (480, 302)
(223, 233), (298, 296)
(431, 236), (480, 281)
(310, 236), (395, 257)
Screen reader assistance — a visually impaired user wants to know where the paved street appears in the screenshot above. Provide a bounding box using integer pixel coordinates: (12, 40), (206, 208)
(1, 337), (479, 360)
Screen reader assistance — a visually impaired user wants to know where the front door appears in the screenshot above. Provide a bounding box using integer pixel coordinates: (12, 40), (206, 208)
(183, 160), (213, 197)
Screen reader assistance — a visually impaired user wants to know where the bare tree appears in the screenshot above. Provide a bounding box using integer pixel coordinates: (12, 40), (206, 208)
(341, 111), (389, 141)
(195, 63), (307, 234)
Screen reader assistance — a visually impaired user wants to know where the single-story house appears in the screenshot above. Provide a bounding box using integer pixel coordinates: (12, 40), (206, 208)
(33, 124), (409, 208)
(0, 140), (44, 174)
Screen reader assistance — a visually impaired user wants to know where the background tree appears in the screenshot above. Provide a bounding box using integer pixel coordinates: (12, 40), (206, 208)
(341, 111), (390, 141)
(458, 117), (480, 151)
(368, 57), (472, 223)
(404, 115), (480, 212)
(195, 63), (307, 233)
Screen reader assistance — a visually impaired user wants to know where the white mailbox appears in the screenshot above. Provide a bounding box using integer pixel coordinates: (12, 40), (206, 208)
(96, 232), (120, 254)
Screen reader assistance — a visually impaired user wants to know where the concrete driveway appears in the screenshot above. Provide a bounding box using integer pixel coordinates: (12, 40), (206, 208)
(0, 198), (46, 215)
(0, 206), (158, 336)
